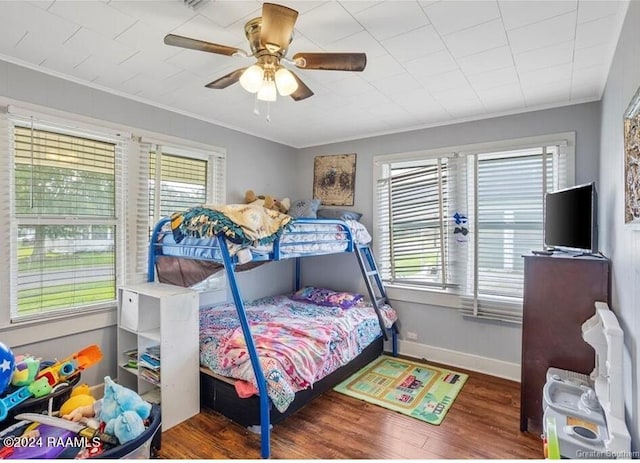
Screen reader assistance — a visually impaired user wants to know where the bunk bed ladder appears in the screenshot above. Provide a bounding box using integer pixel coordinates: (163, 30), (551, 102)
(217, 235), (272, 459)
(355, 245), (398, 356)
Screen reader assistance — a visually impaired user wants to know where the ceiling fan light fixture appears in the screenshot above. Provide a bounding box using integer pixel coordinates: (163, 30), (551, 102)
(239, 64), (264, 93)
(257, 79), (277, 102)
(274, 67), (298, 96)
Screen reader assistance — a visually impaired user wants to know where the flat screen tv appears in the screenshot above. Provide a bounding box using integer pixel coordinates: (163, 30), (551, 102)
(544, 182), (598, 254)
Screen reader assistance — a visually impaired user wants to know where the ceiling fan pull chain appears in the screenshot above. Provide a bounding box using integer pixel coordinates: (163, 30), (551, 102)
(266, 102), (271, 123)
(253, 95), (260, 116)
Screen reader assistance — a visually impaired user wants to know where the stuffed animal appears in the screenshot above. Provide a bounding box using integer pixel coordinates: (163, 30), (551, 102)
(100, 376), (151, 444)
(59, 383), (95, 417)
(245, 190), (291, 214)
(11, 355), (40, 387)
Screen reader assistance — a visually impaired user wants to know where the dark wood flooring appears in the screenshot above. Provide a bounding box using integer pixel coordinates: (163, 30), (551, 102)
(158, 362), (543, 459)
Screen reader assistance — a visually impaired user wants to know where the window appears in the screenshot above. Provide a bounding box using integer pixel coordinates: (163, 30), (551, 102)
(9, 120), (123, 321)
(375, 134), (573, 323)
(0, 107), (227, 325)
(149, 151), (207, 227)
(133, 142), (225, 277)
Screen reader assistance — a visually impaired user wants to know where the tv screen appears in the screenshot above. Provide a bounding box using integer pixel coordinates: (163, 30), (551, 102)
(544, 182), (597, 253)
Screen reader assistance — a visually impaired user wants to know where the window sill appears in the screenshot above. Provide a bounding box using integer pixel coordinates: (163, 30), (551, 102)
(385, 284), (461, 309)
(0, 306), (117, 347)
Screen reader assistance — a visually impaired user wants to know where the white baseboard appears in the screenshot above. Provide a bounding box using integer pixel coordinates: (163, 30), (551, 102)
(396, 340), (521, 382)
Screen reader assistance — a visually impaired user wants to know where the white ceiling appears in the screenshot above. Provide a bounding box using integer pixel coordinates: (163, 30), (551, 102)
(0, 0), (629, 148)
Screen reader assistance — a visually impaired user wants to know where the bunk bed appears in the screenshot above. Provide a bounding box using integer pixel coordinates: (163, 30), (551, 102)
(147, 204), (398, 458)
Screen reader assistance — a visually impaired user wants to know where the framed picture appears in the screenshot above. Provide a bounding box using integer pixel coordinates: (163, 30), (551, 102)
(313, 153), (357, 206)
(624, 85), (640, 226)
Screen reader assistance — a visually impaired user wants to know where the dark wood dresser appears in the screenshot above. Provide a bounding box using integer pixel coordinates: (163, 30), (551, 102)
(520, 253), (610, 434)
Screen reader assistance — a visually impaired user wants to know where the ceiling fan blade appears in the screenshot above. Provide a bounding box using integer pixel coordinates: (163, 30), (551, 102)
(164, 34), (243, 57)
(260, 3), (298, 53)
(292, 52), (367, 72)
(289, 72), (314, 101)
(205, 68), (247, 89)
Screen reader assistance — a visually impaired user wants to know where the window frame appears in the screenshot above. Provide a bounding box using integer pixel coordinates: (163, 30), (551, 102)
(0, 104), (226, 341)
(7, 117), (125, 324)
(373, 133), (575, 315)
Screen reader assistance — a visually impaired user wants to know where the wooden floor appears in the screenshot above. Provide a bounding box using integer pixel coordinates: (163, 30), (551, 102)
(158, 362), (543, 459)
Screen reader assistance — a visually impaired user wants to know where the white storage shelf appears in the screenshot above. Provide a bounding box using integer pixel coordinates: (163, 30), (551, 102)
(117, 282), (200, 431)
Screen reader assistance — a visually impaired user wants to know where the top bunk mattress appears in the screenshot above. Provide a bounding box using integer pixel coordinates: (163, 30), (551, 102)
(158, 217), (372, 261)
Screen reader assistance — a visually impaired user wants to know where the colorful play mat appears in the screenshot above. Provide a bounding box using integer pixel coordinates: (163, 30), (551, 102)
(334, 355), (468, 425)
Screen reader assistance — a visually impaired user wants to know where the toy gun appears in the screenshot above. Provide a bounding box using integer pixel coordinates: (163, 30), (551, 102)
(35, 345), (103, 387)
(0, 378), (52, 421)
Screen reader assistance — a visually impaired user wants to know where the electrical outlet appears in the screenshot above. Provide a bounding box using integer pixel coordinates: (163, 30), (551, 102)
(406, 331), (418, 341)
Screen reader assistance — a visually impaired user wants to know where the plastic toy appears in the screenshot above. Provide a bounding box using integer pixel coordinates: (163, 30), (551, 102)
(11, 356), (40, 387)
(35, 344), (102, 387)
(0, 343), (15, 395)
(59, 383), (95, 417)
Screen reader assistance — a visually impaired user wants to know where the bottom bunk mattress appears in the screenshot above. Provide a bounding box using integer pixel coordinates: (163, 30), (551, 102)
(199, 292), (398, 415)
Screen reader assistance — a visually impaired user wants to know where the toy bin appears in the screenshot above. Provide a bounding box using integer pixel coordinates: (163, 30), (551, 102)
(0, 403), (161, 459)
(93, 403), (162, 459)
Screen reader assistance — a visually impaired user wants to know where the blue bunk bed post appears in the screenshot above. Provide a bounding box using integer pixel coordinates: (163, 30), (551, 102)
(148, 217), (171, 282)
(216, 234), (272, 459)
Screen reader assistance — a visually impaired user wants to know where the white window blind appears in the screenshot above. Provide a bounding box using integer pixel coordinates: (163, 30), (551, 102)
(459, 145), (568, 322)
(9, 118), (123, 321)
(378, 158), (454, 289)
(141, 144), (225, 282)
(375, 135), (572, 324)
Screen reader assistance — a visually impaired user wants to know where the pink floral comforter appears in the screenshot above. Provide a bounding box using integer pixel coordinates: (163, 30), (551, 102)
(199, 294), (397, 412)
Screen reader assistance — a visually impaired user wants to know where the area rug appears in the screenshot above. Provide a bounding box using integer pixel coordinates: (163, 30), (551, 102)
(334, 355), (468, 425)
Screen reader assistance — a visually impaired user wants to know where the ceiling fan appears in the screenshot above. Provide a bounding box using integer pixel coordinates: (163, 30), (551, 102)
(164, 2), (367, 102)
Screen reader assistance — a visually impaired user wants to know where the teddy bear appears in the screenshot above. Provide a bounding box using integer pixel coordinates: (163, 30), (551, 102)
(245, 190), (291, 214)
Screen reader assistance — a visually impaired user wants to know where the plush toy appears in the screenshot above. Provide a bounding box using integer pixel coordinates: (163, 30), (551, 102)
(245, 190), (291, 214)
(100, 376), (151, 444)
(59, 383), (95, 417)
(11, 355), (40, 387)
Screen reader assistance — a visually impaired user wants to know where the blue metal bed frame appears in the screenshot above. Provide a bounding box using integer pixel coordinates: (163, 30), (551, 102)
(148, 216), (398, 458)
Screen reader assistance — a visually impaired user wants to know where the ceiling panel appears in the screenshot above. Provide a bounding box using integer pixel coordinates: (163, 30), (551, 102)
(507, 11), (577, 55)
(456, 46), (514, 75)
(513, 40), (574, 72)
(108, 1), (198, 33)
(48, 1), (137, 39)
(198, 1), (262, 28)
(352, 1), (430, 41)
(424, 0), (500, 36)
(498, 0), (577, 30)
(442, 19), (508, 58)
(296, 2), (363, 46)
(404, 49), (459, 78)
(381, 25), (445, 63)
(575, 15), (619, 49)
(577, 1), (623, 23)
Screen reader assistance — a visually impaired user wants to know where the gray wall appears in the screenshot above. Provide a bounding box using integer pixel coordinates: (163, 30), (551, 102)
(296, 102), (602, 366)
(0, 60), (297, 383)
(598, 0), (640, 450)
